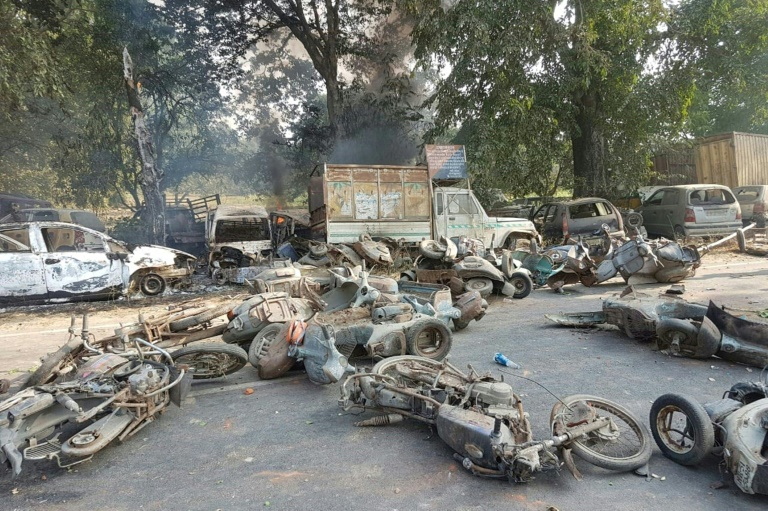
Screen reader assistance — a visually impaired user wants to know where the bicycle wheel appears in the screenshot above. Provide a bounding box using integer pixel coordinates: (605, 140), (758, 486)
(550, 394), (652, 472)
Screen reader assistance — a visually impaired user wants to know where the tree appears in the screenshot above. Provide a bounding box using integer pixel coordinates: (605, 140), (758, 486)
(402, 0), (676, 198)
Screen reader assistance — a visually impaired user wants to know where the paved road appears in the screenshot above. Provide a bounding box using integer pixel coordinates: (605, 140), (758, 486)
(2, 252), (768, 510)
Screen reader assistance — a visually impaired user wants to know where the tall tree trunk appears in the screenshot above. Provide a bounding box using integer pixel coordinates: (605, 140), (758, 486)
(571, 92), (608, 197)
(123, 48), (165, 245)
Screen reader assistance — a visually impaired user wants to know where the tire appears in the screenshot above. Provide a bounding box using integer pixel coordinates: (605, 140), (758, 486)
(464, 278), (493, 297)
(170, 303), (232, 332)
(24, 338), (84, 388)
(419, 239), (447, 259)
(737, 229), (746, 253)
(649, 393), (714, 466)
(656, 319), (718, 359)
(248, 323), (284, 367)
(509, 271), (533, 299)
(405, 319), (452, 360)
(501, 250), (515, 278)
(140, 273), (166, 296)
(171, 343), (248, 379)
(626, 212), (644, 228)
(550, 394), (652, 472)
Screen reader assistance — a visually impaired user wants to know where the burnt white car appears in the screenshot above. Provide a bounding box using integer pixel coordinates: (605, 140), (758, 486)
(0, 222), (196, 305)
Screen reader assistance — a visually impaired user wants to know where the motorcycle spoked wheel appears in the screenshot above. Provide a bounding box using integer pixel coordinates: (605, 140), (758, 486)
(550, 395), (652, 472)
(171, 343), (248, 379)
(24, 338), (85, 388)
(372, 355), (467, 389)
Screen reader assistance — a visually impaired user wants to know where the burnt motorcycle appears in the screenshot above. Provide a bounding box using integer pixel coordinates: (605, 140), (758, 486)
(339, 356), (652, 482)
(0, 340), (190, 475)
(649, 381), (768, 495)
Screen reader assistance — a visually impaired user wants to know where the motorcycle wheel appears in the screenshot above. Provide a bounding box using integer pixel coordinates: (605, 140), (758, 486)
(169, 303), (232, 332)
(24, 337), (84, 388)
(372, 355), (449, 384)
(550, 395), (652, 472)
(405, 319), (452, 360)
(248, 323), (284, 367)
(656, 319), (719, 359)
(649, 393), (714, 466)
(510, 271), (533, 299)
(171, 343), (248, 379)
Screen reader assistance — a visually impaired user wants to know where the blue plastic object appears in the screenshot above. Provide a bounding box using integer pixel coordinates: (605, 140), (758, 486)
(494, 352), (521, 369)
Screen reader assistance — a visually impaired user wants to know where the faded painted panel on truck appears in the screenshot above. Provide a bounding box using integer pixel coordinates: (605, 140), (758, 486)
(380, 183), (403, 219)
(404, 182), (430, 218)
(327, 182), (353, 218)
(354, 182), (379, 219)
(326, 221), (431, 244)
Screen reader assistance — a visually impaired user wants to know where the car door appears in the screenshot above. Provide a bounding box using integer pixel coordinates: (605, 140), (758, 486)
(39, 225), (124, 301)
(444, 190), (482, 240)
(640, 189), (667, 236)
(0, 228), (48, 304)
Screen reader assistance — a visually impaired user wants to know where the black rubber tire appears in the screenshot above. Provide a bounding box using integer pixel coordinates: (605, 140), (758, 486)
(419, 239), (447, 259)
(649, 393), (714, 466)
(248, 323), (284, 367)
(550, 395), (652, 472)
(501, 250), (515, 279)
(510, 271), (533, 299)
(140, 273), (166, 296)
(453, 319), (470, 331)
(405, 319), (452, 360)
(656, 319), (717, 359)
(170, 303), (232, 332)
(464, 278), (493, 297)
(24, 338), (84, 388)
(626, 212), (644, 228)
(737, 229), (746, 253)
(171, 343), (248, 379)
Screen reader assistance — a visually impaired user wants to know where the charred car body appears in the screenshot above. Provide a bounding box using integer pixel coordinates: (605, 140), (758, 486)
(0, 222), (196, 304)
(206, 205), (273, 273)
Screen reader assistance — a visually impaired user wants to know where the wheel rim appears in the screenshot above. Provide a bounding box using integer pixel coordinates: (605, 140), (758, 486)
(413, 326), (445, 356)
(511, 277), (526, 292)
(555, 399), (647, 460)
(174, 352), (239, 377)
(655, 405), (695, 454)
(659, 329), (695, 355)
(466, 279), (491, 292)
(143, 276), (162, 294)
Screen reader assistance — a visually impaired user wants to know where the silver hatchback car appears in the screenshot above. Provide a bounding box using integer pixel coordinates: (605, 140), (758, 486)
(733, 185), (768, 227)
(638, 184), (742, 239)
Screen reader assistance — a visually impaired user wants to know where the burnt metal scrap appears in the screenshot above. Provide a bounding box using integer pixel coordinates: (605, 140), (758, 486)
(545, 291), (768, 368)
(339, 356), (652, 483)
(0, 221), (196, 305)
(650, 381), (768, 495)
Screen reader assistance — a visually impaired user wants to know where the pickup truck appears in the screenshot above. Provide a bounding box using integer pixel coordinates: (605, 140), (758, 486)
(0, 222), (196, 305)
(309, 164), (539, 248)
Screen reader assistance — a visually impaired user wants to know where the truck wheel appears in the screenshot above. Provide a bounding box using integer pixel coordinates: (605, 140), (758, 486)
(406, 319), (452, 360)
(464, 278), (493, 297)
(650, 393), (714, 466)
(510, 271), (533, 299)
(140, 273), (166, 296)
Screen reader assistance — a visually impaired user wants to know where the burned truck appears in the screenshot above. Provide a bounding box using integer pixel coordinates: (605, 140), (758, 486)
(308, 164), (539, 249)
(206, 205), (273, 272)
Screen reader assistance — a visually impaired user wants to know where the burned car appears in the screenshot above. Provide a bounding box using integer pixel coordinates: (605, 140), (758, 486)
(0, 222), (196, 304)
(206, 205), (273, 272)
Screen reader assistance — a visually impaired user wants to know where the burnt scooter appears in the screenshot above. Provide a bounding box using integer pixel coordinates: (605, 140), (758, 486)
(0, 319), (191, 475)
(546, 225), (699, 289)
(340, 356), (652, 482)
(650, 381), (768, 495)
